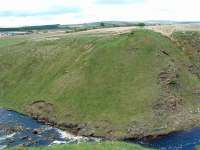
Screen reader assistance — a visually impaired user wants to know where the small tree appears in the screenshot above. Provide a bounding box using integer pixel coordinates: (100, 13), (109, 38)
(137, 23), (145, 27)
(100, 22), (105, 27)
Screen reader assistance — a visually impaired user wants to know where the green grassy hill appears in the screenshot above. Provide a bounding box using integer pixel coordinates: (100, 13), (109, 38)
(0, 29), (200, 140)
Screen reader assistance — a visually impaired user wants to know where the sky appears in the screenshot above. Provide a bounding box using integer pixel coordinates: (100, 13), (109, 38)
(0, 0), (199, 27)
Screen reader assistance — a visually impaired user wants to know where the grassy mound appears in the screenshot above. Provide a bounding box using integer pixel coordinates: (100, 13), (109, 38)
(1, 30), (200, 139)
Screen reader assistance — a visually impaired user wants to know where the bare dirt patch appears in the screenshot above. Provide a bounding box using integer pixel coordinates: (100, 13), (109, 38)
(26, 101), (55, 123)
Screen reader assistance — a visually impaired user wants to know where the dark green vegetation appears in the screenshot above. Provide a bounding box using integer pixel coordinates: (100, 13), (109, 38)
(7, 142), (153, 150)
(1, 29), (200, 141)
(137, 23), (146, 27)
(0, 25), (61, 32)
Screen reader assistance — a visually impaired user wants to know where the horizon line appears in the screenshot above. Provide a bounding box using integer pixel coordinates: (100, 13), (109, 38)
(0, 20), (200, 28)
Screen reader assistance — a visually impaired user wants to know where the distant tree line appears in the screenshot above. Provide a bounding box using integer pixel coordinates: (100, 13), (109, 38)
(0, 24), (61, 32)
(137, 23), (146, 27)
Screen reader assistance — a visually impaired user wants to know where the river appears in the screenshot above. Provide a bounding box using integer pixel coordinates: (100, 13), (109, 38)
(135, 127), (200, 150)
(0, 109), (99, 149)
(1, 108), (200, 150)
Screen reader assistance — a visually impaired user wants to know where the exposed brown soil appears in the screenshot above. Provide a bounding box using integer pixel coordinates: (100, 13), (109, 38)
(26, 101), (55, 124)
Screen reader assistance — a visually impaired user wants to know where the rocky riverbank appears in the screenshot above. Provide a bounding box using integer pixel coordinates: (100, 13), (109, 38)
(0, 109), (100, 149)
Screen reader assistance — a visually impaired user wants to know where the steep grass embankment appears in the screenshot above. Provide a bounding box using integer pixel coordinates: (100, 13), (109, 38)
(0, 30), (200, 140)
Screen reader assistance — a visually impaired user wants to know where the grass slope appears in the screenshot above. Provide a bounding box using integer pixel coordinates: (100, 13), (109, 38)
(1, 29), (200, 139)
(7, 142), (153, 150)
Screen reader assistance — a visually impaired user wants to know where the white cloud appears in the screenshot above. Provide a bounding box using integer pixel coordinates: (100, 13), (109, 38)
(0, 0), (199, 27)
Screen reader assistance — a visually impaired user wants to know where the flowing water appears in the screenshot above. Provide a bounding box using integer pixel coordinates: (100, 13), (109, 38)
(0, 109), (100, 149)
(135, 127), (200, 150)
(1, 108), (200, 150)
